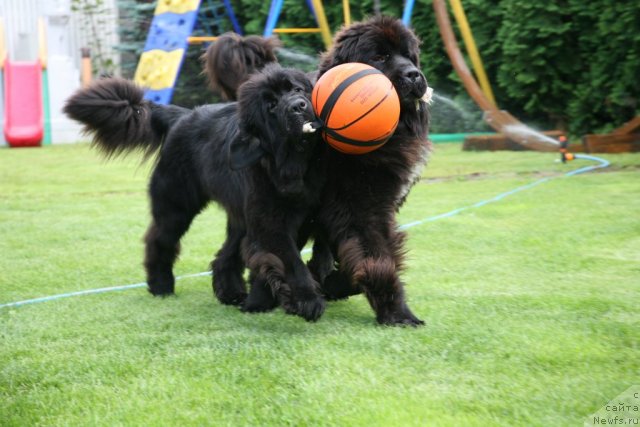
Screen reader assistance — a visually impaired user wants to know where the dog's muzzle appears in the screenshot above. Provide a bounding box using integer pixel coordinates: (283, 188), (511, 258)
(393, 56), (428, 100)
(289, 98), (309, 115)
(287, 95), (318, 135)
(404, 68), (428, 99)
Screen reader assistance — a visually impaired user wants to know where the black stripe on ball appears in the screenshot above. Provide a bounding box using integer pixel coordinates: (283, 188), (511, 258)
(319, 68), (383, 125)
(327, 83), (395, 132)
(324, 116), (399, 147)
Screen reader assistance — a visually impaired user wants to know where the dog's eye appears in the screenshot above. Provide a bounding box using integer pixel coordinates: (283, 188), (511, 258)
(293, 87), (304, 93)
(267, 99), (277, 112)
(372, 54), (390, 63)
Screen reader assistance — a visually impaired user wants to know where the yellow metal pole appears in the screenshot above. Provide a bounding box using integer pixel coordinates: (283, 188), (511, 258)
(448, 0), (496, 107)
(310, 0), (332, 49)
(187, 36), (219, 44)
(342, 0), (351, 26)
(274, 28), (322, 33)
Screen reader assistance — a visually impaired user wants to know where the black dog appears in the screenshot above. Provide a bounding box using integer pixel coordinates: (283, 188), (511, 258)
(201, 34), (336, 313)
(64, 65), (328, 321)
(202, 32), (280, 100)
(307, 16), (431, 326)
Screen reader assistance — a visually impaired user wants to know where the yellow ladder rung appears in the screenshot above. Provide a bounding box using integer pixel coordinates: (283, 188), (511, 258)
(187, 36), (219, 44)
(273, 28), (322, 34)
(188, 29), (322, 44)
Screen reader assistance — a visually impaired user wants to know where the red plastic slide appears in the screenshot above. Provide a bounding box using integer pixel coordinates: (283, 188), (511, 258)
(3, 60), (43, 147)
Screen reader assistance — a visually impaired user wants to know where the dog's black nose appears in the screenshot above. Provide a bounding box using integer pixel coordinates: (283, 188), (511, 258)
(291, 99), (308, 114)
(404, 69), (422, 83)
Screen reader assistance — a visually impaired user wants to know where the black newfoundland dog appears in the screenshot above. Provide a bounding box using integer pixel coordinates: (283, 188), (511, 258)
(312, 16), (431, 326)
(205, 16), (431, 326)
(202, 32), (280, 101)
(64, 65), (329, 321)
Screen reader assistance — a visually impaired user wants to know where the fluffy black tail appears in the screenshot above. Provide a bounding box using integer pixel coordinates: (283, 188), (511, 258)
(63, 78), (188, 158)
(201, 32), (280, 100)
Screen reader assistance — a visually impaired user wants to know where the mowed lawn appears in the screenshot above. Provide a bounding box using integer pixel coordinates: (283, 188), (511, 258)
(1, 143), (638, 426)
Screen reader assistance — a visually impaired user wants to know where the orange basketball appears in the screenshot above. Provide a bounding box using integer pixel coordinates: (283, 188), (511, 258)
(312, 63), (400, 155)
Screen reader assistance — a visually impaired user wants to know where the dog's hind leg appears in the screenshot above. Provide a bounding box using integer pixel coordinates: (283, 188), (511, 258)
(144, 212), (196, 296)
(211, 219), (248, 305)
(144, 167), (205, 296)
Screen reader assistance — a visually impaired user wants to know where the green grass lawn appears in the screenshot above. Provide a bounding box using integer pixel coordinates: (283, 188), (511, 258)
(1, 143), (638, 426)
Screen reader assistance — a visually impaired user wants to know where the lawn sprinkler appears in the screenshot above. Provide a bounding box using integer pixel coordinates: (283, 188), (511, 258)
(559, 135), (575, 163)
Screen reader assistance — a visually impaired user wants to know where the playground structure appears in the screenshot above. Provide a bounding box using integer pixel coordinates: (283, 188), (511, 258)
(1, 0), (634, 152)
(0, 2), (84, 147)
(134, 0), (211, 104)
(131, 0), (571, 154)
(2, 56), (43, 147)
(1, 17), (45, 147)
(134, 0), (344, 104)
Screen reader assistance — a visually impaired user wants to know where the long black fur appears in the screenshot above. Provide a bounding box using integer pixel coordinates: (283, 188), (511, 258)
(63, 78), (189, 159)
(64, 65), (328, 321)
(202, 32), (280, 100)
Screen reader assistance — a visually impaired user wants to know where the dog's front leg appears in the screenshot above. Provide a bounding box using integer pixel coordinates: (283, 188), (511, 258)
(344, 226), (423, 327)
(243, 231), (326, 322)
(319, 202), (423, 327)
(243, 201), (326, 321)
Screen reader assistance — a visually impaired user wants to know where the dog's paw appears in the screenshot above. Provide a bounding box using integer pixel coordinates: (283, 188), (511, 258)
(240, 300), (277, 313)
(376, 307), (424, 327)
(213, 275), (248, 306)
(283, 295), (326, 322)
(321, 270), (359, 301)
(215, 289), (248, 306)
(149, 290), (176, 298)
(241, 294), (278, 313)
(147, 283), (175, 297)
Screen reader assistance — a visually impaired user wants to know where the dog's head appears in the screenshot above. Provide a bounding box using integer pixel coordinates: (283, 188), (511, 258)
(202, 32), (280, 101)
(319, 16), (428, 105)
(229, 64), (317, 179)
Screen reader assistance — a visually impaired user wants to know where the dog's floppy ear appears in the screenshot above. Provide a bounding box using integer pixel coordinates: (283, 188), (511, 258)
(228, 133), (265, 170)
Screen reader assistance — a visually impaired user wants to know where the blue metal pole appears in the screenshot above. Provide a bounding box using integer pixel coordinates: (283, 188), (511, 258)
(263, 0), (285, 37)
(306, 0), (319, 24)
(223, 0), (243, 34)
(402, 0), (415, 26)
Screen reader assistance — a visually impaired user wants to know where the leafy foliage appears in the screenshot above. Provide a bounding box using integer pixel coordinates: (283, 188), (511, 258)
(71, 0), (118, 76)
(565, 1), (640, 135)
(115, 0), (639, 134)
